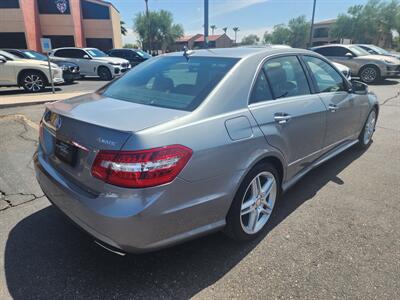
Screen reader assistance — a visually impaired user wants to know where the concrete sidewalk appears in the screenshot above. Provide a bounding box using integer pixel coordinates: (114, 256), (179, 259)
(0, 91), (87, 108)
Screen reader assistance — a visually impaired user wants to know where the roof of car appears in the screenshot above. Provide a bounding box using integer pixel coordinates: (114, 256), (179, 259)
(165, 47), (313, 59)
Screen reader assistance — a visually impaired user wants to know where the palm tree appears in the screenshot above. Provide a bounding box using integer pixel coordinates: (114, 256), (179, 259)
(120, 21), (127, 36)
(210, 25), (217, 35)
(233, 27), (240, 44)
(222, 27), (228, 35)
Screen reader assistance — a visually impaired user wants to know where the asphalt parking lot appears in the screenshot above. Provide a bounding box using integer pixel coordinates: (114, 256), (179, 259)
(0, 79), (399, 299)
(0, 77), (105, 96)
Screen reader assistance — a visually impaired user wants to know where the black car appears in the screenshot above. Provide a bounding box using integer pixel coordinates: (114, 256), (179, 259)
(107, 48), (151, 67)
(3, 49), (80, 84)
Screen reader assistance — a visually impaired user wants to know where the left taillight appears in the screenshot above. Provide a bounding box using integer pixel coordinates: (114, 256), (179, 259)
(91, 145), (193, 188)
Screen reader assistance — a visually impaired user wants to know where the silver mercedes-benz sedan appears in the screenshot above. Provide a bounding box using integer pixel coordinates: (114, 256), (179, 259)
(34, 47), (379, 254)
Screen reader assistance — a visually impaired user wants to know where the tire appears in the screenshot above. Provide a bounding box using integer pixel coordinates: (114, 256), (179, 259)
(358, 108), (377, 149)
(21, 71), (46, 93)
(98, 66), (112, 81)
(224, 162), (281, 242)
(359, 65), (381, 84)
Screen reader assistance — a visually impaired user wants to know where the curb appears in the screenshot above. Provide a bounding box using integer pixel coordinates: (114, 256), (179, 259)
(0, 99), (57, 109)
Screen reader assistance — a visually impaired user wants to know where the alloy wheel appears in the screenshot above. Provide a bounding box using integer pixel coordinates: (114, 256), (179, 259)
(363, 110), (376, 145)
(360, 67), (377, 83)
(240, 171), (277, 235)
(24, 74), (44, 92)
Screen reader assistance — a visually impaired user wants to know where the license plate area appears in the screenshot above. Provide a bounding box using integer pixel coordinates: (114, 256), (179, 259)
(54, 139), (78, 166)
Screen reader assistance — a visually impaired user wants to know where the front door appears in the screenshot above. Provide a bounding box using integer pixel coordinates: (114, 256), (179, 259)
(0, 58), (15, 85)
(301, 55), (360, 149)
(248, 55), (327, 179)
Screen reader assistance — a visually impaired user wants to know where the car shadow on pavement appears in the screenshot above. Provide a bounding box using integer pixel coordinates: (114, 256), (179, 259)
(369, 79), (399, 86)
(0, 87), (62, 96)
(4, 146), (366, 299)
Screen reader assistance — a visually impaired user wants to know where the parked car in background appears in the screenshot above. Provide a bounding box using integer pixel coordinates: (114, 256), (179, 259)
(35, 47), (378, 254)
(49, 48), (130, 81)
(0, 50), (63, 92)
(311, 44), (400, 83)
(332, 62), (351, 80)
(3, 49), (80, 84)
(107, 48), (151, 67)
(356, 44), (400, 61)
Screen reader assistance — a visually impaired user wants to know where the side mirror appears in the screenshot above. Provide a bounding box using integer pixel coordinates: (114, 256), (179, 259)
(351, 80), (368, 95)
(0, 55), (7, 63)
(345, 52), (354, 59)
(83, 55), (91, 59)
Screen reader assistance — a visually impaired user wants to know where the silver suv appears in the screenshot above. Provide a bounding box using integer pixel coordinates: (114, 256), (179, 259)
(50, 47), (130, 80)
(312, 44), (400, 83)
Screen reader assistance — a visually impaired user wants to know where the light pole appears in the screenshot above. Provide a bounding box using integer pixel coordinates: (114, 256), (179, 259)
(309, 0), (317, 47)
(204, 0), (209, 48)
(144, 0), (151, 53)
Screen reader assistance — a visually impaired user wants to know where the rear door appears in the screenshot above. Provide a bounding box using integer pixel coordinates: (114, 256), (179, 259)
(301, 55), (360, 149)
(248, 55), (327, 179)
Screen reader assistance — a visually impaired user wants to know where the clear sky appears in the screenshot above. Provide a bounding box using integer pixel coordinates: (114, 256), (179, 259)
(112, 0), (370, 44)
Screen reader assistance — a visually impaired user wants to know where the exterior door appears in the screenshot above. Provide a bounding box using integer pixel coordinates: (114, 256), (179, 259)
(0, 57), (16, 85)
(72, 49), (94, 76)
(302, 55), (360, 149)
(248, 55), (327, 179)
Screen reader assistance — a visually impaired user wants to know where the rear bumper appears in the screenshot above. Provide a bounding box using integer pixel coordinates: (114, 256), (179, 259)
(34, 150), (233, 253)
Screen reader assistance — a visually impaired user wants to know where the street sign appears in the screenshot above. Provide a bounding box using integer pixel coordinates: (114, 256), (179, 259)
(40, 38), (52, 53)
(40, 38), (55, 93)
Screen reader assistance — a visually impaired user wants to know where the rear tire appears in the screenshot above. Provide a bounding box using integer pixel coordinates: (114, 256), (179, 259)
(21, 71), (46, 93)
(98, 67), (112, 81)
(224, 162), (281, 242)
(358, 108), (377, 149)
(359, 65), (380, 84)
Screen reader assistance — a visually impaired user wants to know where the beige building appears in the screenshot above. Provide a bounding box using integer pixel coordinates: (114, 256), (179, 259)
(311, 19), (339, 47)
(0, 0), (122, 51)
(175, 34), (233, 50)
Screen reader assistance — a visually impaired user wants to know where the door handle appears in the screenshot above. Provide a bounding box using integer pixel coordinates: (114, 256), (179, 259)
(328, 104), (338, 112)
(274, 113), (292, 124)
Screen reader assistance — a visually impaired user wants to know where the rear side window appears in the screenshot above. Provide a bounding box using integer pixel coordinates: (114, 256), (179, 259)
(102, 56), (239, 111)
(250, 71), (273, 103)
(54, 49), (85, 58)
(303, 56), (346, 93)
(263, 56), (310, 99)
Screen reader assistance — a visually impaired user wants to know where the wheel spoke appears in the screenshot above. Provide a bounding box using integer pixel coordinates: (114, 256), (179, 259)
(248, 209), (259, 231)
(241, 198), (256, 216)
(251, 177), (261, 197)
(261, 179), (274, 197)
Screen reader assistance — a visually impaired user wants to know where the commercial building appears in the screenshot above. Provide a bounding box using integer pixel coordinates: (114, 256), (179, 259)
(0, 0), (122, 52)
(311, 19), (339, 47)
(175, 34), (233, 50)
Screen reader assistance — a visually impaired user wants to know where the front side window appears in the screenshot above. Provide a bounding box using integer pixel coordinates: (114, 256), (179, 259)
(86, 48), (108, 58)
(348, 45), (370, 56)
(21, 50), (47, 61)
(102, 56), (239, 111)
(303, 56), (346, 93)
(263, 56), (310, 99)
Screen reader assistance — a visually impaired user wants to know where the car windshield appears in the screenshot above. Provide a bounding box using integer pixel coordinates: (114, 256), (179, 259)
(366, 45), (389, 55)
(102, 56), (240, 111)
(0, 50), (19, 60)
(21, 50), (47, 61)
(348, 45), (370, 56)
(135, 50), (152, 59)
(86, 49), (108, 57)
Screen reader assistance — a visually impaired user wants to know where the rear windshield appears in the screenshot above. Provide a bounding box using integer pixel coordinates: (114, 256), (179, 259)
(101, 56), (240, 111)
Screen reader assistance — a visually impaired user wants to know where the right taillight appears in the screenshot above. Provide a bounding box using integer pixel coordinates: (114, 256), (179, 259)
(91, 145), (192, 188)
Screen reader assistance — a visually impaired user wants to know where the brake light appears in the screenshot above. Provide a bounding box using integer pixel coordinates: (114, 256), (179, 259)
(91, 145), (192, 188)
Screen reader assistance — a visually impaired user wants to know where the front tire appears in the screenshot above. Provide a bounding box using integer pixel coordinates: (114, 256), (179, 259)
(225, 162), (280, 242)
(21, 71), (46, 93)
(359, 65), (380, 84)
(358, 109), (377, 149)
(98, 66), (112, 81)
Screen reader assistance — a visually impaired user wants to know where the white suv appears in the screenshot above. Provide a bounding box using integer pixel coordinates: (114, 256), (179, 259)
(0, 50), (64, 92)
(50, 47), (130, 80)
